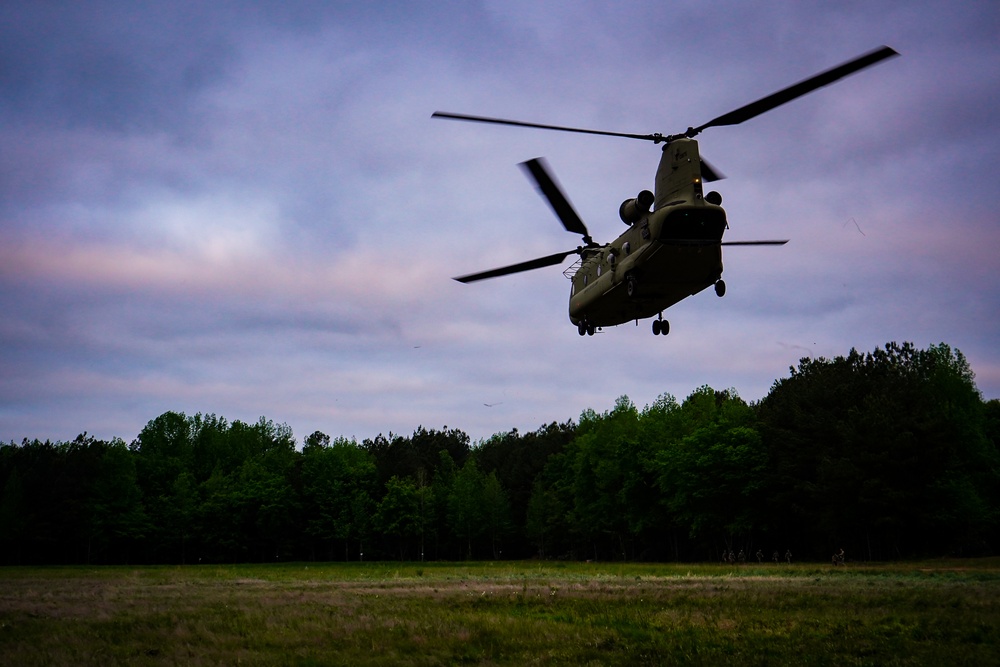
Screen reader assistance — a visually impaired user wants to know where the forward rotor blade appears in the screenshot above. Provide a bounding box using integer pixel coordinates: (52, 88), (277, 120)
(432, 111), (663, 143)
(691, 46), (899, 135)
(520, 158), (594, 244)
(454, 249), (577, 283)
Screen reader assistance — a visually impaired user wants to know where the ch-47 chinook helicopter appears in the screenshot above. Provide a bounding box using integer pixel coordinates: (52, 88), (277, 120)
(435, 46), (898, 336)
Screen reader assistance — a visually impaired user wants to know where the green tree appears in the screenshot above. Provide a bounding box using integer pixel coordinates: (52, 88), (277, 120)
(448, 458), (486, 559)
(301, 436), (377, 560)
(475, 421), (575, 557)
(758, 342), (998, 558)
(364, 427), (470, 487)
(240, 457), (299, 561)
(303, 430), (331, 451)
(0, 439), (89, 562)
(526, 451), (575, 559)
(86, 438), (149, 563)
(197, 468), (245, 561)
(132, 412), (194, 557)
(414, 468), (435, 561)
(654, 388), (767, 548)
(165, 471), (198, 564)
(376, 476), (421, 560)
(564, 397), (655, 560)
(482, 471), (512, 559)
(350, 489), (375, 561)
(431, 449), (459, 558)
(0, 465), (27, 563)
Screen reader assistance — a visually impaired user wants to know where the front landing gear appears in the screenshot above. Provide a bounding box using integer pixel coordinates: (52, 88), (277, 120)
(652, 316), (669, 336)
(577, 322), (596, 336)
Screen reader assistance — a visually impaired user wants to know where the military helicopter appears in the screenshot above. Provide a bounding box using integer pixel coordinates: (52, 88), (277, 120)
(435, 46), (898, 336)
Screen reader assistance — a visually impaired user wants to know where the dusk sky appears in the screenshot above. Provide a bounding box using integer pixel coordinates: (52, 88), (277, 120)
(2, 1), (998, 446)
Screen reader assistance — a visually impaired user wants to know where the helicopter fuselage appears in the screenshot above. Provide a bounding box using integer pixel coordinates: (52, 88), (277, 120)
(568, 137), (727, 329)
(437, 45), (897, 336)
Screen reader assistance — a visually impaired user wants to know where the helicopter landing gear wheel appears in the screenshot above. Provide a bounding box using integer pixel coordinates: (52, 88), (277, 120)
(715, 279), (726, 297)
(577, 322), (587, 336)
(652, 318), (669, 336)
(587, 324), (596, 336)
(626, 275), (637, 298)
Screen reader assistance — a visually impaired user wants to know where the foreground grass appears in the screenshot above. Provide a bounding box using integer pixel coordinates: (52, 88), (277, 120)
(1, 560), (998, 665)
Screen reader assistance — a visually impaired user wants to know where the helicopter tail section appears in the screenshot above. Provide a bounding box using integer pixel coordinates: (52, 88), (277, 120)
(654, 137), (707, 210)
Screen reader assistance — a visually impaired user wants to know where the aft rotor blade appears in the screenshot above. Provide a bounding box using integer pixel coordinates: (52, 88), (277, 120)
(432, 111), (664, 143)
(661, 239), (789, 247)
(454, 249), (577, 283)
(700, 158), (725, 182)
(520, 158), (594, 245)
(721, 240), (789, 246)
(691, 46), (899, 135)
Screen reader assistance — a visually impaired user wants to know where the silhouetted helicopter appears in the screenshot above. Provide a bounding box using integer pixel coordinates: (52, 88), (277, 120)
(435, 46), (898, 336)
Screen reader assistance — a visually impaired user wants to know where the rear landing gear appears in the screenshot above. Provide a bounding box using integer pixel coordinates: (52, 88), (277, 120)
(715, 279), (726, 297)
(652, 316), (669, 336)
(577, 322), (596, 336)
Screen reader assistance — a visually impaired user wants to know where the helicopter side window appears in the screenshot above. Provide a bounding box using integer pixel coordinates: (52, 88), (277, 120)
(623, 242), (631, 255)
(597, 264), (602, 277)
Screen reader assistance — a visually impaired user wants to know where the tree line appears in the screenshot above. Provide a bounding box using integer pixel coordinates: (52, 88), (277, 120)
(2, 342), (998, 565)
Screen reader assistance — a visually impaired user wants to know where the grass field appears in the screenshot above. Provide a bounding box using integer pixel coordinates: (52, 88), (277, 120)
(1, 559), (998, 665)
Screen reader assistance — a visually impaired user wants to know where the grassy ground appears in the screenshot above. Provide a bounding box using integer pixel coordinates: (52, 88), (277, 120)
(1, 559), (998, 665)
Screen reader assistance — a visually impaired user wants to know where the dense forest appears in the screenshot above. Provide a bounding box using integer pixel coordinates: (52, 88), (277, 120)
(2, 342), (998, 565)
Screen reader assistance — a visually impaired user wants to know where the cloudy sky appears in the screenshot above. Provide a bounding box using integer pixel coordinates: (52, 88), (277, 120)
(2, 1), (998, 445)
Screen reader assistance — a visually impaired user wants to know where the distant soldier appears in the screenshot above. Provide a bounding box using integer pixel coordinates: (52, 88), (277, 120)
(738, 549), (745, 564)
(756, 549), (764, 563)
(833, 548), (845, 566)
(785, 549), (792, 564)
(772, 550), (779, 564)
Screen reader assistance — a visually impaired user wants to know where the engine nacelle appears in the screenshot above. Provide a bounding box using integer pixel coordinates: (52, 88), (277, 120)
(619, 190), (654, 225)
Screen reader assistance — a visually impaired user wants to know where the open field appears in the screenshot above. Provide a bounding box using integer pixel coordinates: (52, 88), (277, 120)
(1, 560), (998, 665)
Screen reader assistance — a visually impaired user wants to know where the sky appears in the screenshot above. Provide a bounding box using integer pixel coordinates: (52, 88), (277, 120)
(2, 1), (998, 446)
